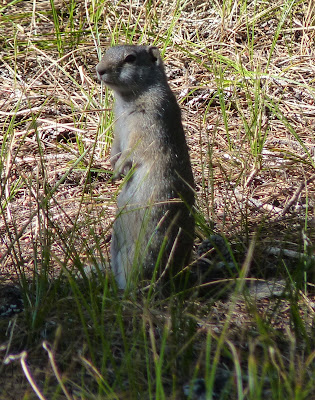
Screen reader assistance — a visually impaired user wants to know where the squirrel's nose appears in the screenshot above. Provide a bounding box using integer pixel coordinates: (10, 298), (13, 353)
(96, 62), (107, 78)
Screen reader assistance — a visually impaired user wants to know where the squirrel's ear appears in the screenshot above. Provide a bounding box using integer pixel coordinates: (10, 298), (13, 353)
(148, 46), (161, 64)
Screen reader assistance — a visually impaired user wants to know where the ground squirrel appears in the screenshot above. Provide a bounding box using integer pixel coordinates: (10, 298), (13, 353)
(96, 45), (194, 289)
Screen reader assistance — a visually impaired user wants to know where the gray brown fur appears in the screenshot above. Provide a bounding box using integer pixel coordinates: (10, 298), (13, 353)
(96, 45), (194, 289)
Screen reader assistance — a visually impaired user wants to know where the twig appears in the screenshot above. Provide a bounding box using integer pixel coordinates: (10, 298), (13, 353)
(4, 351), (47, 400)
(281, 173), (315, 216)
(43, 341), (73, 400)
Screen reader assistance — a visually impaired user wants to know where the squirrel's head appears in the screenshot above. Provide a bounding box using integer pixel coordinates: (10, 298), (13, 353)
(96, 45), (167, 97)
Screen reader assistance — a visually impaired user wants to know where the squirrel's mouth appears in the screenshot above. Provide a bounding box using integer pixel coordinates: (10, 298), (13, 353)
(97, 73), (114, 86)
(96, 70), (116, 86)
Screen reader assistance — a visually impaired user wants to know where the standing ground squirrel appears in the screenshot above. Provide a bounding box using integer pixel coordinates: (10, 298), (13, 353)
(96, 45), (194, 289)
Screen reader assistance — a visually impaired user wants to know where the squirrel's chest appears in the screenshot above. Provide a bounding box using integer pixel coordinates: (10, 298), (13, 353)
(114, 112), (151, 152)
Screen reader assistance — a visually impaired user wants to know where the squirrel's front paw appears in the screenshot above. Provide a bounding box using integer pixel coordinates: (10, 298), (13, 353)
(112, 159), (133, 180)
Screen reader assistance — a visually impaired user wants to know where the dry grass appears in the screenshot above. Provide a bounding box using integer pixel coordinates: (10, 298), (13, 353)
(1, 0), (314, 277)
(0, 0), (315, 399)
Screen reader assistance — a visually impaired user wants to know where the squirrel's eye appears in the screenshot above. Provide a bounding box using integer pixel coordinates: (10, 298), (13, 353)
(124, 54), (136, 63)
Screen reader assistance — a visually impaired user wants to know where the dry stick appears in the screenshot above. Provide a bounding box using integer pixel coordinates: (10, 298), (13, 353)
(43, 341), (73, 400)
(280, 173), (315, 216)
(266, 246), (315, 261)
(245, 166), (259, 187)
(4, 351), (47, 400)
(0, 107), (42, 116)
